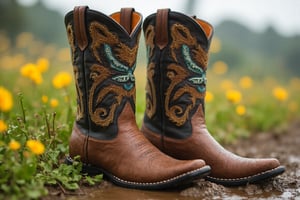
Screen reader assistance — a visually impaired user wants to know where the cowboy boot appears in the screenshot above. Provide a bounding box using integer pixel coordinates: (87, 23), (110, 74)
(141, 9), (285, 186)
(64, 6), (211, 190)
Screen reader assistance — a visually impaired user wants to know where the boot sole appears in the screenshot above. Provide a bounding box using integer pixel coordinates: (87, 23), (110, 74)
(65, 156), (211, 190)
(205, 165), (285, 186)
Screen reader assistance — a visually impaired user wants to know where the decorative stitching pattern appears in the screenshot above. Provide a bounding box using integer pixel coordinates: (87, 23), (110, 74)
(144, 25), (157, 119)
(144, 25), (155, 59)
(88, 64), (135, 127)
(66, 24), (84, 121)
(170, 23), (208, 68)
(104, 44), (136, 91)
(145, 63), (156, 119)
(66, 23), (75, 61)
(164, 24), (207, 126)
(165, 64), (204, 126)
(73, 66), (84, 121)
(89, 22), (139, 66)
(88, 22), (138, 127)
(144, 23), (208, 126)
(182, 44), (207, 93)
(170, 23), (197, 62)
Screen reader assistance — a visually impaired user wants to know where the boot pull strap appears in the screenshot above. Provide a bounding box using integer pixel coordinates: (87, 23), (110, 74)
(155, 9), (170, 50)
(74, 6), (88, 51)
(120, 8), (134, 34)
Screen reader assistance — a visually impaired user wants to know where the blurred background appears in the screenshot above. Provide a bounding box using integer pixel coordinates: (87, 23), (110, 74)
(1, 0), (300, 77)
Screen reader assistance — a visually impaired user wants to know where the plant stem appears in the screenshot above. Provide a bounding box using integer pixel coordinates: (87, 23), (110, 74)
(18, 93), (26, 124)
(43, 109), (51, 139)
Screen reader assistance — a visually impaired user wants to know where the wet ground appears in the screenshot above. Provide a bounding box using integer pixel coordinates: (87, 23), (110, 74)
(46, 121), (300, 200)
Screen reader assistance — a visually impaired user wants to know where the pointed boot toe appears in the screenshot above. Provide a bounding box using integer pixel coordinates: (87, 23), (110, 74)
(206, 157), (285, 186)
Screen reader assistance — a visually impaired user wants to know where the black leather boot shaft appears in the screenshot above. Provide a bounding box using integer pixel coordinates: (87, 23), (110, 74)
(143, 9), (214, 139)
(65, 7), (142, 140)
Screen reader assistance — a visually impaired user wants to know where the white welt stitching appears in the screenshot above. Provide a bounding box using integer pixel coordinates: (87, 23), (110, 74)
(110, 166), (208, 186)
(206, 166), (283, 181)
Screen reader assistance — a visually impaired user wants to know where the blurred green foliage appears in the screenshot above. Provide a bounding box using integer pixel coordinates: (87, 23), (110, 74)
(1, 0), (299, 78)
(212, 20), (300, 76)
(0, 0), (67, 45)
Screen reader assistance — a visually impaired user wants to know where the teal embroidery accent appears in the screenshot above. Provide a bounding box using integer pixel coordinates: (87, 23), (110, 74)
(182, 44), (206, 93)
(104, 44), (135, 90)
(146, 45), (151, 64)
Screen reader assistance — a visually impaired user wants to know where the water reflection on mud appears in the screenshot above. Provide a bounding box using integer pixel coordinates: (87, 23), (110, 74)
(71, 184), (192, 200)
(69, 178), (298, 200)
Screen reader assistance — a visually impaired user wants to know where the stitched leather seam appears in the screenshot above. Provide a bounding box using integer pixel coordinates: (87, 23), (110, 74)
(155, 9), (169, 49)
(74, 6), (88, 51)
(120, 8), (133, 34)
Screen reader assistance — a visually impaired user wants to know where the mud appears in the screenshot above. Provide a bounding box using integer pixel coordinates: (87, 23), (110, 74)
(46, 121), (300, 200)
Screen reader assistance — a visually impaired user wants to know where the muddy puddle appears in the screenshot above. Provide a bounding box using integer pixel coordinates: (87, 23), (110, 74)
(65, 154), (299, 199)
(47, 121), (300, 200)
(66, 175), (299, 200)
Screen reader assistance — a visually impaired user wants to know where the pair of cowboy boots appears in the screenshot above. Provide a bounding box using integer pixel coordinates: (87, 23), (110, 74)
(64, 7), (285, 190)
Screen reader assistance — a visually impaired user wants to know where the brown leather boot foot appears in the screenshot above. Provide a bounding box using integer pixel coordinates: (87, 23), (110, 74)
(142, 122), (285, 186)
(66, 103), (211, 190)
(67, 154), (210, 189)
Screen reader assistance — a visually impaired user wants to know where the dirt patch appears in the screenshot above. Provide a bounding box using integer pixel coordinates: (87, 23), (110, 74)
(45, 121), (300, 200)
(180, 120), (300, 199)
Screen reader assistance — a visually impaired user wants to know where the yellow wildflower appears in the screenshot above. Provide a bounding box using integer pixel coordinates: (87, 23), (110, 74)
(50, 98), (59, 108)
(272, 87), (288, 102)
(30, 70), (43, 85)
(41, 95), (48, 104)
(0, 120), (8, 133)
(239, 76), (253, 89)
(20, 63), (36, 77)
(236, 105), (246, 116)
(9, 140), (21, 151)
(36, 58), (49, 73)
(0, 86), (13, 112)
(205, 91), (214, 103)
(26, 139), (45, 155)
(212, 61), (228, 75)
(20, 63), (43, 85)
(52, 72), (72, 89)
(226, 89), (242, 104)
